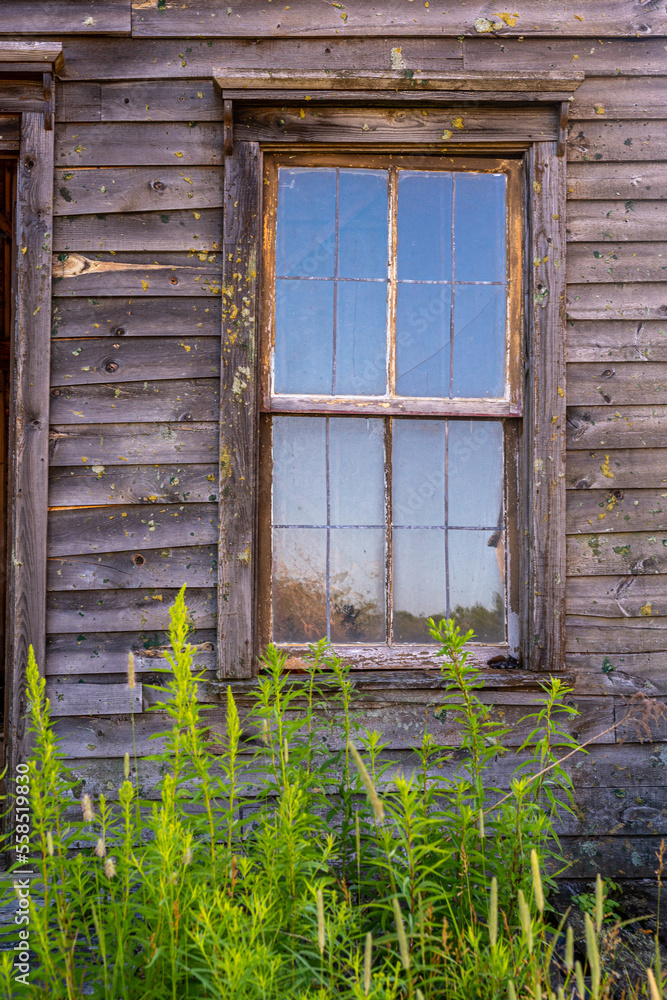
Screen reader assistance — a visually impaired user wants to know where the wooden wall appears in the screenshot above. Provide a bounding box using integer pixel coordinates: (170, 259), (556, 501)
(5, 4), (667, 879)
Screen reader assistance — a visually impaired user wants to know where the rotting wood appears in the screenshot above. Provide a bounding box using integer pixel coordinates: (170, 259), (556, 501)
(235, 105), (558, 145)
(49, 421), (218, 467)
(52, 251), (221, 297)
(55, 122), (223, 167)
(51, 336), (220, 386)
(567, 573), (667, 616)
(567, 162), (667, 200)
(0, 1), (130, 34)
(54, 208), (222, 252)
(48, 545), (217, 592)
(218, 141), (260, 680)
(567, 283), (667, 322)
(463, 37), (667, 76)
(567, 362), (667, 407)
(567, 244), (667, 285)
(566, 201), (667, 242)
(47, 587), (216, 634)
(53, 166), (223, 216)
(45, 629), (216, 676)
(567, 447), (667, 489)
(567, 406), (667, 450)
(49, 463), (218, 507)
(567, 120), (667, 163)
(567, 615), (667, 654)
(567, 321), (667, 363)
(49, 378), (219, 425)
(567, 489), (667, 534)
(7, 113), (55, 770)
(47, 502), (217, 557)
(47, 681), (141, 718)
(130, 1), (667, 39)
(51, 296), (222, 338)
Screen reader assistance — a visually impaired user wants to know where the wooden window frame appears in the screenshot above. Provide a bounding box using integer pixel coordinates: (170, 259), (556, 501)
(0, 43), (60, 769)
(216, 71), (578, 679)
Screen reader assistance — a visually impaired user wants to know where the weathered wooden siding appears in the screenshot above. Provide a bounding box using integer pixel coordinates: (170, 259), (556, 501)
(1, 7), (665, 877)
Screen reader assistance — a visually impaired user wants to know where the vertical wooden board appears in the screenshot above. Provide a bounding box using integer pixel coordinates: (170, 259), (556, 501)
(7, 114), (54, 767)
(527, 142), (567, 671)
(218, 142), (260, 679)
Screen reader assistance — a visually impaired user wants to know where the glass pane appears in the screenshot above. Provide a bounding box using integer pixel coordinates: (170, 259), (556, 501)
(274, 279), (334, 394)
(454, 173), (506, 283)
(393, 528), (446, 643)
(449, 529), (505, 643)
(273, 527), (327, 643)
(396, 283), (451, 397)
(448, 421), (503, 528)
(330, 528), (385, 643)
(335, 282), (387, 395)
(397, 171), (452, 281)
(392, 419), (445, 527)
(276, 168), (336, 278)
(338, 169), (388, 280)
(329, 418), (384, 526)
(272, 417), (326, 525)
(452, 284), (505, 398)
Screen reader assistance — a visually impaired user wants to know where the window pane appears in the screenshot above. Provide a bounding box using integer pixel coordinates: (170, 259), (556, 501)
(330, 528), (385, 642)
(448, 421), (503, 528)
(396, 283), (451, 397)
(338, 169), (388, 280)
(329, 417), (384, 526)
(452, 284), (506, 398)
(335, 282), (387, 395)
(449, 528), (505, 643)
(273, 417), (326, 525)
(273, 527), (327, 643)
(393, 528), (446, 643)
(276, 168), (336, 278)
(397, 171), (452, 281)
(274, 279), (333, 394)
(392, 419), (445, 527)
(454, 173), (506, 283)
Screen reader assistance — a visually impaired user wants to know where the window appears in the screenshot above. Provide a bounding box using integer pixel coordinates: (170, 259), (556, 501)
(258, 154), (522, 666)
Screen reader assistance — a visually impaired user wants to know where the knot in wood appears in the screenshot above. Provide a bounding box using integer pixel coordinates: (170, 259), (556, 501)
(132, 553), (145, 567)
(152, 179), (166, 192)
(601, 368), (615, 378)
(169, 275), (178, 285)
(103, 360), (119, 374)
(51, 388), (60, 397)
(113, 327), (126, 336)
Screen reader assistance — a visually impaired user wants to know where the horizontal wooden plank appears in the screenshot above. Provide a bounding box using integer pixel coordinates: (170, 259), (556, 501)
(568, 574), (667, 619)
(235, 104), (558, 144)
(55, 123), (223, 166)
(52, 709), (207, 757)
(45, 628), (215, 676)
(54, 166), (223, 216)
(48, 544), (216, 591)
(101, 79), (222, 122)
(568, 448), (667, 489)
(55, 82), (101, 123)
(464, 37), (667, 76)
(567, 362), (667, 407)
(568, 651), (667, 697)
(54, 208), (222, 252)
(0, 116), (20, 151)
(567, 162), (667, 200)
(567, 244), (667, 284)
(50, 378), (219, 424)
(51, 296), (221, 338)
(566, 201), (667, 241)
(571, 77), (667, 120)
(48, 503), (217, 556)
(1, 0), (130, 33)
(568, 533), (667, 578)
(567, 283), (667, 322)
(51, 336), (219, 386)
(568, 616), (667, 653)
(567, 321), (667, 362)
(567, 406), (667, 450)
(559, 835), (666, 880)
(567, 489), (667, 534)
(49, 422), (217, 466)
(567, 120), (667, 162)
(47, 587), (216, 633)
(0, 80), (43, 115)
(52, 252), (221, 297)
(130, 1), (667, 38)
(47, 681), (141, 717)
(49, 463), (217, 506)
